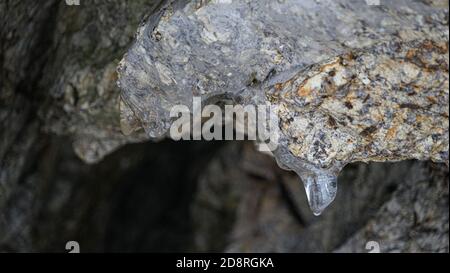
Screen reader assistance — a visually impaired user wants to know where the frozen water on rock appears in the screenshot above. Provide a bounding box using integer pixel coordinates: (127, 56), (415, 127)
(274, 145), (342, 216)
(117, 0), (449, 215)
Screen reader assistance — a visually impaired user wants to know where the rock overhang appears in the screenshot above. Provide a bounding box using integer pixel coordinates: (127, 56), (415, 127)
(117, 0), (449, 214)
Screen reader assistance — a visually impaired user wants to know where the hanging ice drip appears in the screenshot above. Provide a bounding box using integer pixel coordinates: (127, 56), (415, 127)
(274, 144), (343, 216)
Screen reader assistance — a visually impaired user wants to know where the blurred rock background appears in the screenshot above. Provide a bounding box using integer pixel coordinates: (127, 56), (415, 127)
(0, 0), (448, 252)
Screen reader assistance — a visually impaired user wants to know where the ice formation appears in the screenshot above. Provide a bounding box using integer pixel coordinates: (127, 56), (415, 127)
(117, 0), (449, 215)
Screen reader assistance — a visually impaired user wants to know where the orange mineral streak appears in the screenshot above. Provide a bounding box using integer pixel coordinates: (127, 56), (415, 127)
(386, 126), (397, 140)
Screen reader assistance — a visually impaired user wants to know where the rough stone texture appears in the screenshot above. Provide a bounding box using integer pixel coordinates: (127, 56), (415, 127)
(335, 163), (449, 253)
(39, 0), (166, 163)
(118, 0), (449, 167)
(0, 0), (449, 252)
(117, 0), (449, 214)
(1, 0), (58, 221)
(1, 0), (167, 251)
(273, 39), (449, 167)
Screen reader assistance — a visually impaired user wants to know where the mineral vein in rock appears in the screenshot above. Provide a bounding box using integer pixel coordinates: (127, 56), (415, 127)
(117, 0), (449, 215)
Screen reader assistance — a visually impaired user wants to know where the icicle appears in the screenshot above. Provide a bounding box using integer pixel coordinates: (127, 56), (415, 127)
(273, 145), (341, 216)
(299, 171), (337, 216)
